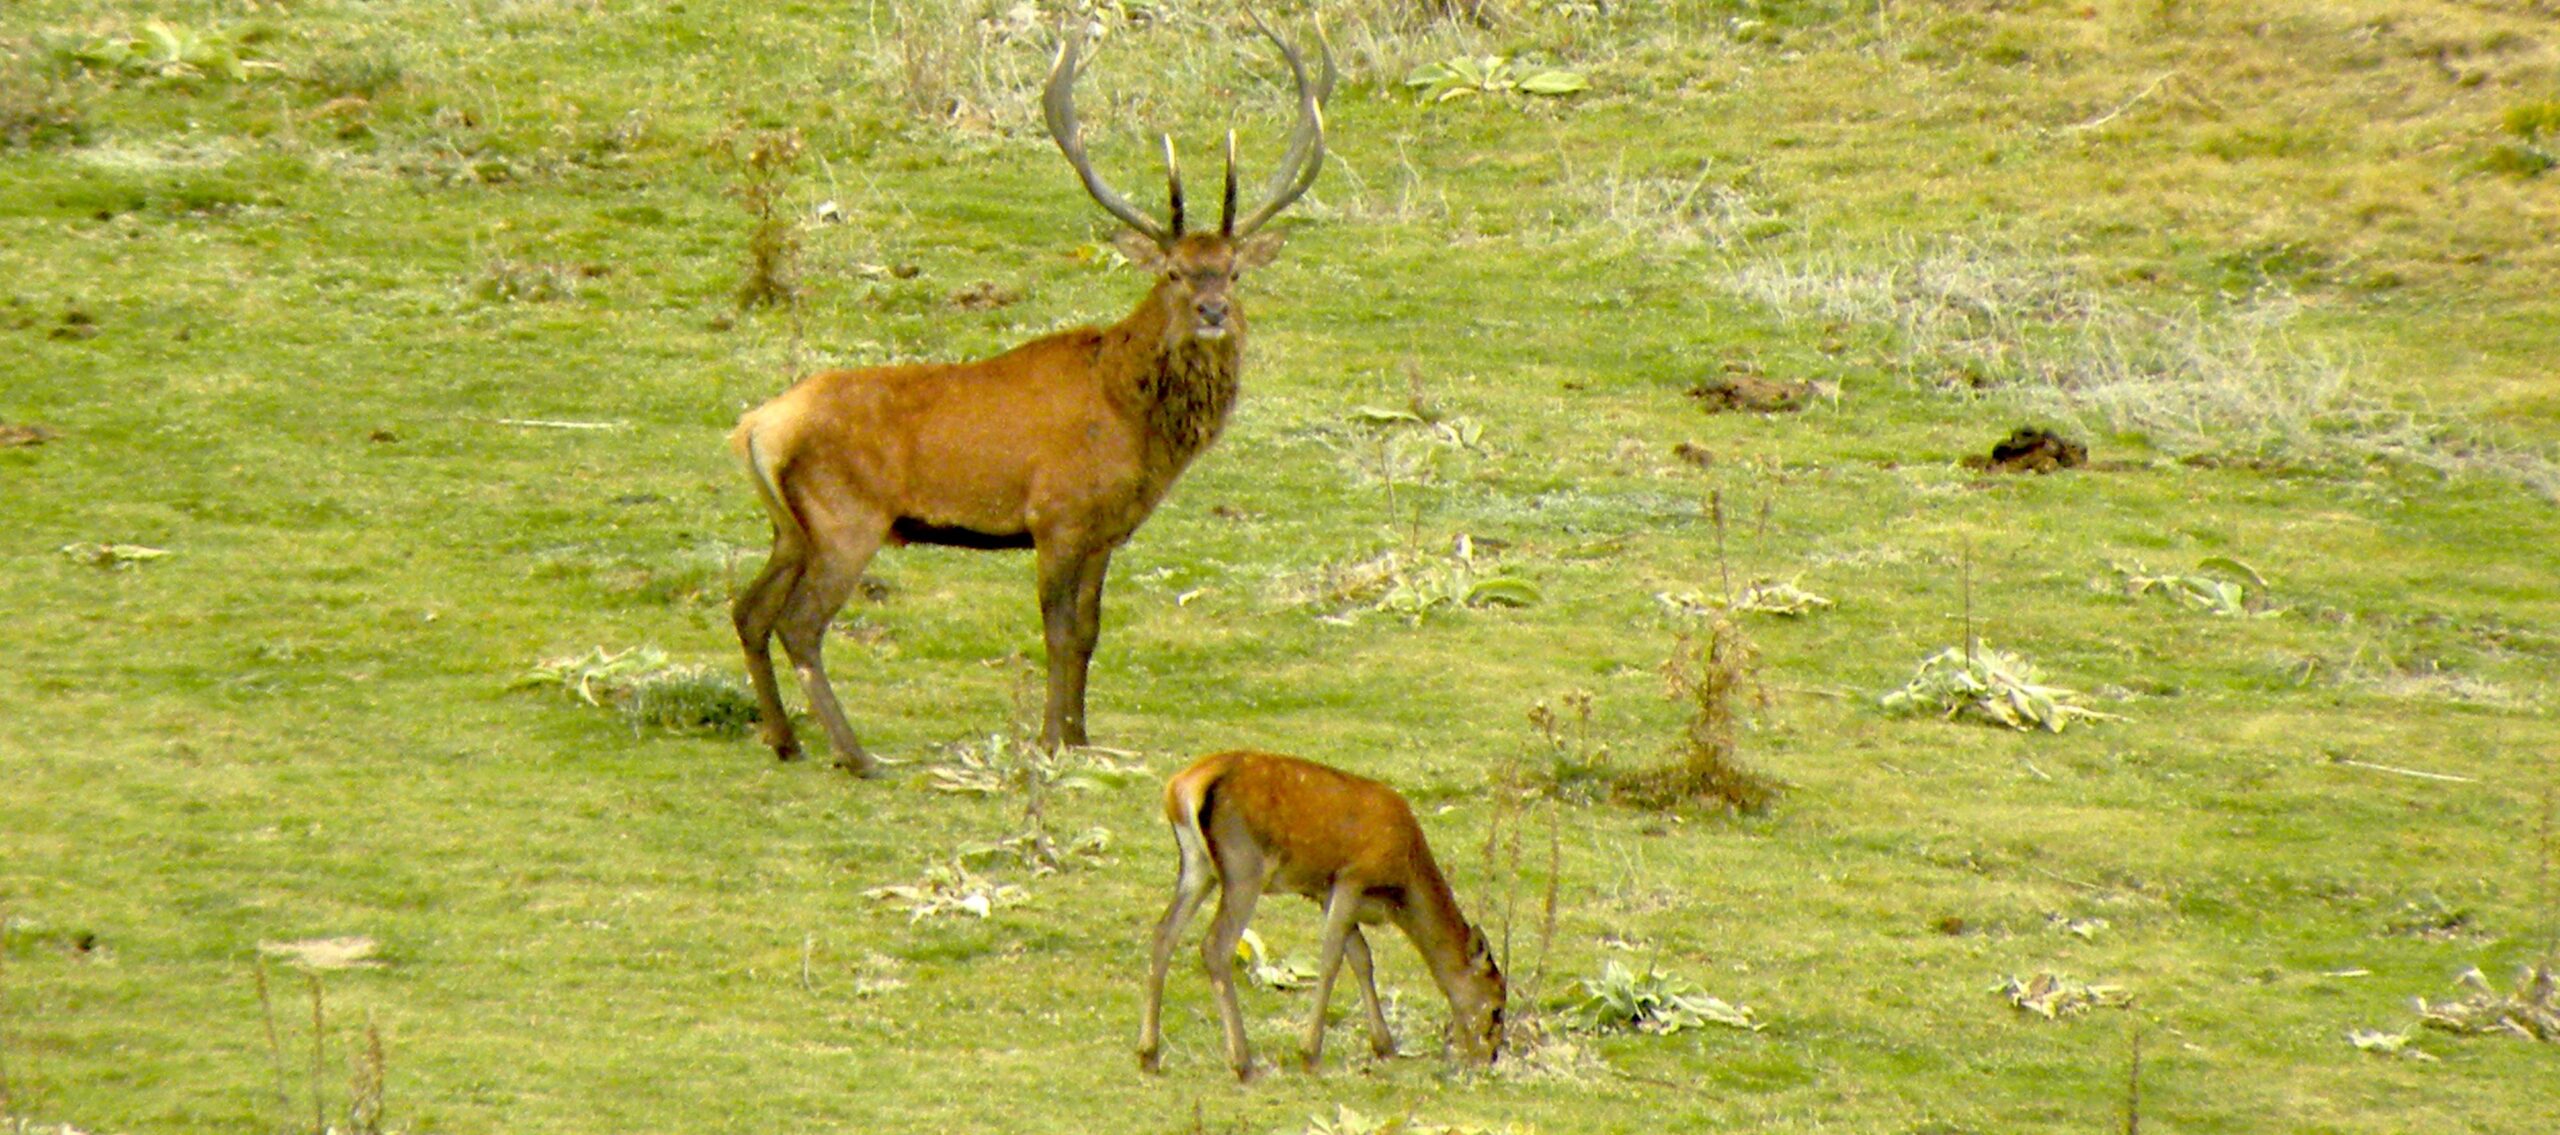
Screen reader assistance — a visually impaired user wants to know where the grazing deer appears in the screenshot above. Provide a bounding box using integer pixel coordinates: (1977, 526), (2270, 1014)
(728, 19), (1331, 775)
(1138, 750), (1506, 1079)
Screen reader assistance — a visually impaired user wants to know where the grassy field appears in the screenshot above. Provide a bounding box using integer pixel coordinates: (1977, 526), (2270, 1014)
(5, 1), (2558, 1132)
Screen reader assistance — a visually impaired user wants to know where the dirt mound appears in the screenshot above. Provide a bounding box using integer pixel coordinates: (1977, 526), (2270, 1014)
(1689, 373), (1810, 413)
(0, 421), (58, 447)
(1963, 426), (2086, 473)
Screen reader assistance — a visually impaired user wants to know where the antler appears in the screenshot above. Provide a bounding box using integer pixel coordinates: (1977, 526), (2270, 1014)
(1044, 29), (1175, 245)
(1045, 16), (1332, 245)
(1226, 11), (1334, 238)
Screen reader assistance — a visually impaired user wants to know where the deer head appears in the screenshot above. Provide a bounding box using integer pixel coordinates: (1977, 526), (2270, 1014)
(1044, 13), (1332, 345)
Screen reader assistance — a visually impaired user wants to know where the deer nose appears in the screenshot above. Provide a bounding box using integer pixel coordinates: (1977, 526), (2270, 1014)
(1196, 298), (1229, 327)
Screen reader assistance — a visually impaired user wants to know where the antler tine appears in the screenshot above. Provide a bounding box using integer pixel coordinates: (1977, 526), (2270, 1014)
(1044, 29), (1172, 245)
(1163, 134), (1185, 237)
(1219, 129), (1239, 237)
(1232, 12), (1332, 238)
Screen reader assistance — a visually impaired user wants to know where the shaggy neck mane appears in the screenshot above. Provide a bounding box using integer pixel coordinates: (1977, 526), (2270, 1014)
(1101, 288), (1243, 482)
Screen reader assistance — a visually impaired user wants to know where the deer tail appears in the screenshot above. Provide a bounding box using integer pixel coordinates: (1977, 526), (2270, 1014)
(730, 413), (806, 551)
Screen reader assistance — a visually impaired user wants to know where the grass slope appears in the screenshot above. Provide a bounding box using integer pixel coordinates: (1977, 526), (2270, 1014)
(4, 2), (2557, 1133)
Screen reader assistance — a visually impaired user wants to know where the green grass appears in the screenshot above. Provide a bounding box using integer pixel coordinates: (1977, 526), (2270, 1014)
(5, 1), (2559, 1132)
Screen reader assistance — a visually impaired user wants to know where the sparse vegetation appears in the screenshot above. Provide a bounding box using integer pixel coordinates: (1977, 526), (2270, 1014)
(5, 1), (2558, 1132)
(1881, 645), (2125, 733)
(514, 646), (759, 737)
(1617, 621), (1781, 813)
(1566, 960), (1760, 1034)
(714, 125), (807, 311)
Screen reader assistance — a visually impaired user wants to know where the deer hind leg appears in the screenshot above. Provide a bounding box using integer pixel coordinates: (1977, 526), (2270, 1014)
(772, 501), (890, 777)
(1035, 541), (1114, 751)
(1199, 842), (1269, 1081)
(1342, 925), (1397, 1059)
(1300, 881), (1367, 1074)
(733, 539), (808, 761)
(1137, 810), (1220, 1073)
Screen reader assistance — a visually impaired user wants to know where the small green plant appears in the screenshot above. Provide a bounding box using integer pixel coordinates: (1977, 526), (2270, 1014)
(1405, 55), (1589, 103)
(0, 71), (88, 150)
(301, 48), (404, 100)
(1880, 645), (2123, 732)
(1234, 928), (1317, 991)
(2485, 100), (2560, 178)
(474, 257), (586, 304)
(1657, 578), (1835, 619)
(42, 20), (281, 84)
(1566, 960), (1761, 1034)
(2416, 964), (2559, 1042)
(1998, 972), (2134, 1019)
(2108, 556), (2280, 618)
(1288, 536), (1541, 623)
(59, 542), (171, 569)
(862, 860), (1027, 922)
(713, 125), (806, 310)
(1525, 690), (1612, 803)
(1298, 1104), (1524, 1135)
(513, 646), (758, 737)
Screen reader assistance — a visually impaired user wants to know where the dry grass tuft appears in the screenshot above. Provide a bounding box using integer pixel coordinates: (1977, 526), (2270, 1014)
(1719, 240), (2560, 500)
(1616, 620), (1781, 813)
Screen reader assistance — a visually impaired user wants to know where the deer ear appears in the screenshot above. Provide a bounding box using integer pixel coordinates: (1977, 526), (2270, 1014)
(1114, 230), (1167, 271)
(1236, 231), (1286, 271)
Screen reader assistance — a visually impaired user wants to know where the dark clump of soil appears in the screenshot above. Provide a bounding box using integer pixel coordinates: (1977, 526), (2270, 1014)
(947, 280), (1023, 311)
(48, 307), (98, 341)
(1688, 372), (1811, 414)
(1671, 441), (1714, 468)
(0, 421), (58, 447)
(1963, 426), (2087, 474)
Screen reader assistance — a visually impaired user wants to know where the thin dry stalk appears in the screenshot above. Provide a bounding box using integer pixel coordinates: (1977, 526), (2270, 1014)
(0, 905), (12, 1117)
(306, 973), (327, 1135)
(254, 958), (290, 1118)
(2124, 1018), (2144, 1135)
(1710, 489), (1733, 604)
(1530, 796), (1563, 1005)
(2540, 782), (2557, 964)
(347, 1015), (386, 1135)
(1962, 538), (1978, 667)
(1479, 741), (1530, 979)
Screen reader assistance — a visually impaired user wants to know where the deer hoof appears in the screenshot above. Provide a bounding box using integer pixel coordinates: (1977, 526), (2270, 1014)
(770, 738), (804, 763)
(835, 754), (883, 779)
(1136, 1048), (1162, 1075)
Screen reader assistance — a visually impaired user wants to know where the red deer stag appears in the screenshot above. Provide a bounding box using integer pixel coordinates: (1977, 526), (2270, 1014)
(1138, 750), (1506, 1079)
(729, 21), (1331, 775)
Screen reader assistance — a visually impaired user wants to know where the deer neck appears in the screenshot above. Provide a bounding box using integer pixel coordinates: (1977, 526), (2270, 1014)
(1390, 863), (1480, 996)
(1105, 293), (1243, 480)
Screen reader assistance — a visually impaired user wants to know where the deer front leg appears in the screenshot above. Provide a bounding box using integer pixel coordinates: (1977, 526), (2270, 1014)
(1035, 542), (1111, 750)
(1301, 882), (1365, 1074)
(1342, 926), (1397, 1059)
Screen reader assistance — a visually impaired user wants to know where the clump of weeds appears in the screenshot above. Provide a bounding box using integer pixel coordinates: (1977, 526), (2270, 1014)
(713, 124), (806, 311)
(1617, 621), (1783, 813)
(513, 646), (758, 738)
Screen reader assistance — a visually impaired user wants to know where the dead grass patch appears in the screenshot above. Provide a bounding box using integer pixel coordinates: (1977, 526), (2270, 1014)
(1719, 240), (2560, 501)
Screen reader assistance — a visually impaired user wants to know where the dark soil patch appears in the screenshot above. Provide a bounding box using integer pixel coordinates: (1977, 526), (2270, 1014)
(948, 280), (1023, 311)
(1963, 426), (2087, 474)
(1688, 373), (1810, 413)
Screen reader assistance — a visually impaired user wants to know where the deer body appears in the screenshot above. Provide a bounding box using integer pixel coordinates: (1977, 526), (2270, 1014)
(1138, 750), (1506, 1079)
(730, 20), (1328, 774)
